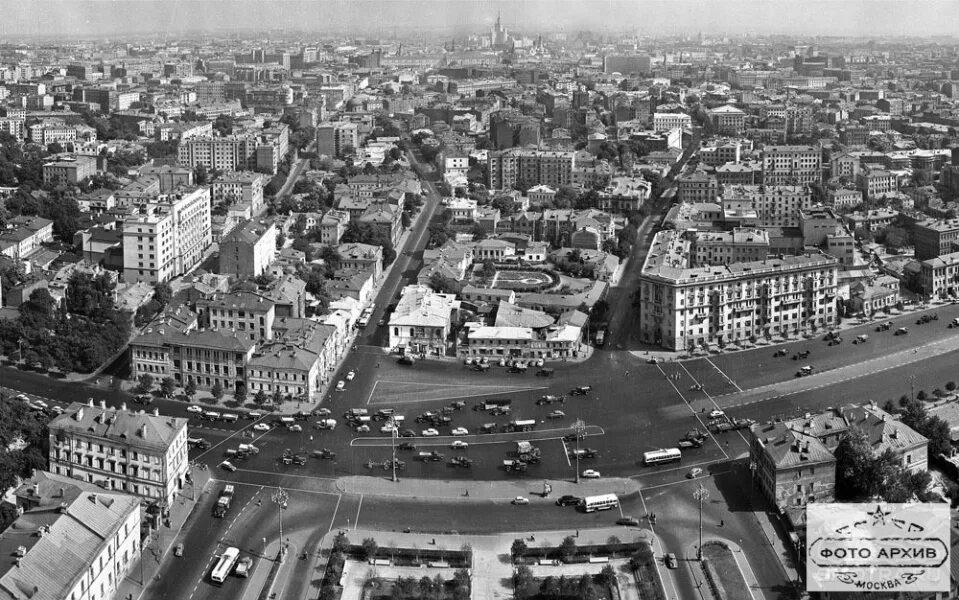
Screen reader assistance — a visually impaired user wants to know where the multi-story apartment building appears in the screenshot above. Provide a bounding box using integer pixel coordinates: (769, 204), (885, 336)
(721, 184), (812, 228)
(0, 216), (54, 260)
(0, 472), (141, 600)
(699, 140), (742, 167)
(762, 145), (822, 186)
(857, 167), (898, 201)
(177, 135), (279, 174)
(121, 187), (212, 284)
(211, 170), (266, 214)
(707, 105), (746, 134)
(487, 149), (576, 191)
(42, 155), (98, 185)
(320, 209), (350, 245)
(246, 319), (335, 401)
(48, 400), (189, 504)
(638, 230), (838, 351)
(219, 219), (276, 277)
(691, 228), (770, 266)
(337, 242), (384, 280)
(913, 218), (959, 261)
(315, 121), (358, 157)
(843, 209), (897, 234)
(652, 112), (691, 132)
(827, 188), (863, 209)
(0, 116), (25, 139)
(830, 151), (860, 181)
(388, 285), (460, 357)
(27, 122), (78, 146)
(919, 251), (959, 299)
(200, 291), (276, 342)
(676, 170), (718, 203)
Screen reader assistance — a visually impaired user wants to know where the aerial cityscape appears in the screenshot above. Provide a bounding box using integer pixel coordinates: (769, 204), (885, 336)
(2, 1), (959, 599)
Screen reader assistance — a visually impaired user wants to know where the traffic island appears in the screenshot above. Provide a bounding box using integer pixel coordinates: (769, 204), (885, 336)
(701, 540), (752, 600)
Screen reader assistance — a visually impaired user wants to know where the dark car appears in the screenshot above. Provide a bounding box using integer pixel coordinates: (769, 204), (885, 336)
(773, 348), (788, 357)
(616, 516), (640, 527)
(398, 355), (415, 366)
(555, 495), (581, 507)
(400, 429), (416, 438)
(398, 442), (417, 451)
(570, 386), (592, 396)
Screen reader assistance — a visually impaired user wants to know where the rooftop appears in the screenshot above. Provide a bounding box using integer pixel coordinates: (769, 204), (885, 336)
(49, 401), (188, 453)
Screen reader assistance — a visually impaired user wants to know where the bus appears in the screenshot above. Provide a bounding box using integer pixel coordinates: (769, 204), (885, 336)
(643, 448), (682, 465)
(210, 547), (240, 583)
(579, 494), (619, 513)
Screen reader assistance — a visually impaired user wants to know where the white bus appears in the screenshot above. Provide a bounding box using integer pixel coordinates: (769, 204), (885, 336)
(210, 547), (240, 583)
(643, 448), (682, 465)
(579, 494), (619, 513)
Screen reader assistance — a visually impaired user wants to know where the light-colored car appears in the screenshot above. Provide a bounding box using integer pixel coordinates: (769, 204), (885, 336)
(315, 408), (332, 417)
(687, 467), (704, 479)
(512, 496), (530, 505)
(380, 424), (398, 434)
(346, 370), (356, 381)
(708, 409), (726, 419)
(548, 410), (566, 419)
(450, 440), (469, 449)
(463, 357), (474, 365)
(219, 461), (237, 472)
(498, 358), (506, 367)
(356, 424), (370, 433)
(186, 405), (204, 414)
(335, 380), (346, 391)
(287, 424), (303, 432)
(253, 423), (271, 432)
(582, 469), (601, 479)
(248, 411), (263, 419)
(534, 359), (545, 367)
(174, 543), (184, 557)
(451, 427), (469, 436)
(664, 553), (677, 569)
(421, 428), (440, 437)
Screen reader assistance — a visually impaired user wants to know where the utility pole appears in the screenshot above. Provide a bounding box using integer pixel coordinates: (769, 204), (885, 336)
(390, 417), (398, 482)
(271, 487), (289, 563)
(694, 483), (709, 561)
(571, 419), (586, 483)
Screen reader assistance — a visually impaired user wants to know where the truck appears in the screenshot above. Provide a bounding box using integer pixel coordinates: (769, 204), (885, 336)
(516, 441), (542, 463)
(507, 419), (537, 433)
(473, 399), (512, 412)
(503, 459), (528, 473)
(213, 484), (234, 518)
(417, 451), (444, 462)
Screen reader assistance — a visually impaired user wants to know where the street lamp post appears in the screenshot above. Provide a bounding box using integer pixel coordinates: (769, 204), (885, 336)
(389, 417), (398, 482)
(910, 375), (916, 403)
(271, 487), (289, 563)
(571, 419), (586, 484)
(693, 483), (709, 561)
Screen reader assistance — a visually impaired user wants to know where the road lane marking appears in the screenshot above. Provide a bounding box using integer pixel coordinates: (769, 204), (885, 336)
(219, 478), (341, 497)
(349, 425), (605, 447)
(561, 439), (571, 467)
(657, 364), (728, 460)
(365, 380), (380, 405)
(678, 362), (749, 449)
(705, 357), (742, 392)
(353, 494), (363, 530)
(327, 494), (342, 533)
(192, 414), (274, 462)
(226, 468), (340, 482)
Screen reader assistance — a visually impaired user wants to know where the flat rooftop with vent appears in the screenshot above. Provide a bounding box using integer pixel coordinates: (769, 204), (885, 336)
(47, 400), (190, 505)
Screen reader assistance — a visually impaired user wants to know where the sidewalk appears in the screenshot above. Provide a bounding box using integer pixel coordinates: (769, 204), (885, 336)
(753, 510), (801, 584)
(335, 475), (641, 501)
(116, 466), (212, 600)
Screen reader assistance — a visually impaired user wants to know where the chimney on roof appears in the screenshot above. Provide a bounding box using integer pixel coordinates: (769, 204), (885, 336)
(153, 408), (159, 417)
(87, 398), (94, 407)
(121, 402), (127, 412)
(57, 487), (64, 498)
(59, 502), (68, 513)
(100, 400), (107, 410)
(75, 407), (84, 421)
(88, 493), (97, 503)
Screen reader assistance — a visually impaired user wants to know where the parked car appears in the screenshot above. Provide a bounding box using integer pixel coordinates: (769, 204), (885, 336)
(335, 380), (346, 391)
(581, 469), (601, 479)
(773, 348), (788, 357)
(555, 495), (581, 507)
(616, 516), (640, 527)
(511, 496), (530, 505)
(687, 467), (704, 479)
(895, 327), (909, 336)
(186, 405), (204, 414)
(876, 322), (892, 331)
(570, 386), (592, 396)
(219, 461), (237, 472)
(708, 409), (726, 419)
(174, 543), (184, 557)
(398, 355), (415, 366)
(664, 553), (677, 569)
(421, 428), (439, 437)
(346, 370), (356, 381)
(451, 427), (469, 436)
(253, 423), (271, 432)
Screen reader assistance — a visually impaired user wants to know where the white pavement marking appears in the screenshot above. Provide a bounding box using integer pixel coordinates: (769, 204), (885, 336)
(221, 470), (340, 486)
(657, 364), (728, 460)
(638, 489), (683, 600)
(561, 439), (571, 467)
(704, 357), (742, 392)
(349, 426), (604, 447)
(192, 414), (274, 462)
(735, 546), (766, 600)
(678, 362), (749, 448)
(327, 494), (343, 533)
(365, 380), (380, 405)
(353, 494), (364, 530)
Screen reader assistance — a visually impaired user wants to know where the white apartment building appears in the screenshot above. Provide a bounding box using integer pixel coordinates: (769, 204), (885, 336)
(721, 184), (813, 228)
(27, 122), (78, 145)
(121, 187), (212, 284)
(48, 400), (190, 504)
(0, 473), (141, 600)
(211, 171), (267, 214)
(762, 145), (822, 186)
(0, 117), (25, 139)
(639, 230), (839, 351)
(652, 112), (692, 132)
(488, 149), (576, 191)
(919, 251), (959, 299)
(388, 284), (460, 356)
(177, 135), (260, 172)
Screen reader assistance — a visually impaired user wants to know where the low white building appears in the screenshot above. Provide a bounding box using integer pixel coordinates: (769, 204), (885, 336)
(388, 285), (460, 356)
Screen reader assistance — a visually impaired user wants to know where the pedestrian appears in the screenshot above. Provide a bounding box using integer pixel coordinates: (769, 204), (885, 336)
(625, 370), (629, 377)
(432, 538), (436, 545)
(720, 519), (724, 527)
(575, 529), (579, 538)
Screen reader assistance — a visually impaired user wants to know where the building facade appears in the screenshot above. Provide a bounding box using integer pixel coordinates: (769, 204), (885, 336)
(762, 145), (822, 186)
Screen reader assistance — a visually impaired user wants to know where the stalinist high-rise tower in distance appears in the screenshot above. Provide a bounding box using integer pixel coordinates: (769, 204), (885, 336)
(491, 11), (510, 49)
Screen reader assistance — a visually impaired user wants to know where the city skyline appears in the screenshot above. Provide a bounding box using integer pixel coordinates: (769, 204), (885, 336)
(0, 0), (958, 40)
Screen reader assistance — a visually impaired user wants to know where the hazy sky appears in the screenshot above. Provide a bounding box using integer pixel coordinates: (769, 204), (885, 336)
(0, 0), (957, 40)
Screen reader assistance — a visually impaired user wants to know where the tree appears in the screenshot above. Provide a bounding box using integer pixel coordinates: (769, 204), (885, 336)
(184, 380), (197, 401)
(361, 537), (378, 560)
(558, 536), (577, 561)
(194, 164), (210, 186)
(554, 185), (578, 209)
(211, 381), (224, 401)
(135, 373), (154, 394)
(598, 564), (616, 588)
(899, 399), (928, 432)
(510, 538), (528, 559)
(481, 259), (496, 278)
(428, 272), (462, 295)
(332, 531), (350, 554)
(490, 196), (518, 216)
(401, 212), (411, 228)
(160, 377), (177, 398)
(469, 223), (487, 240)
(630, 543), (654, 569)
(234, 383), (247, 404)
(254, 389), (269, 405)
(513, 565), (535, 600)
